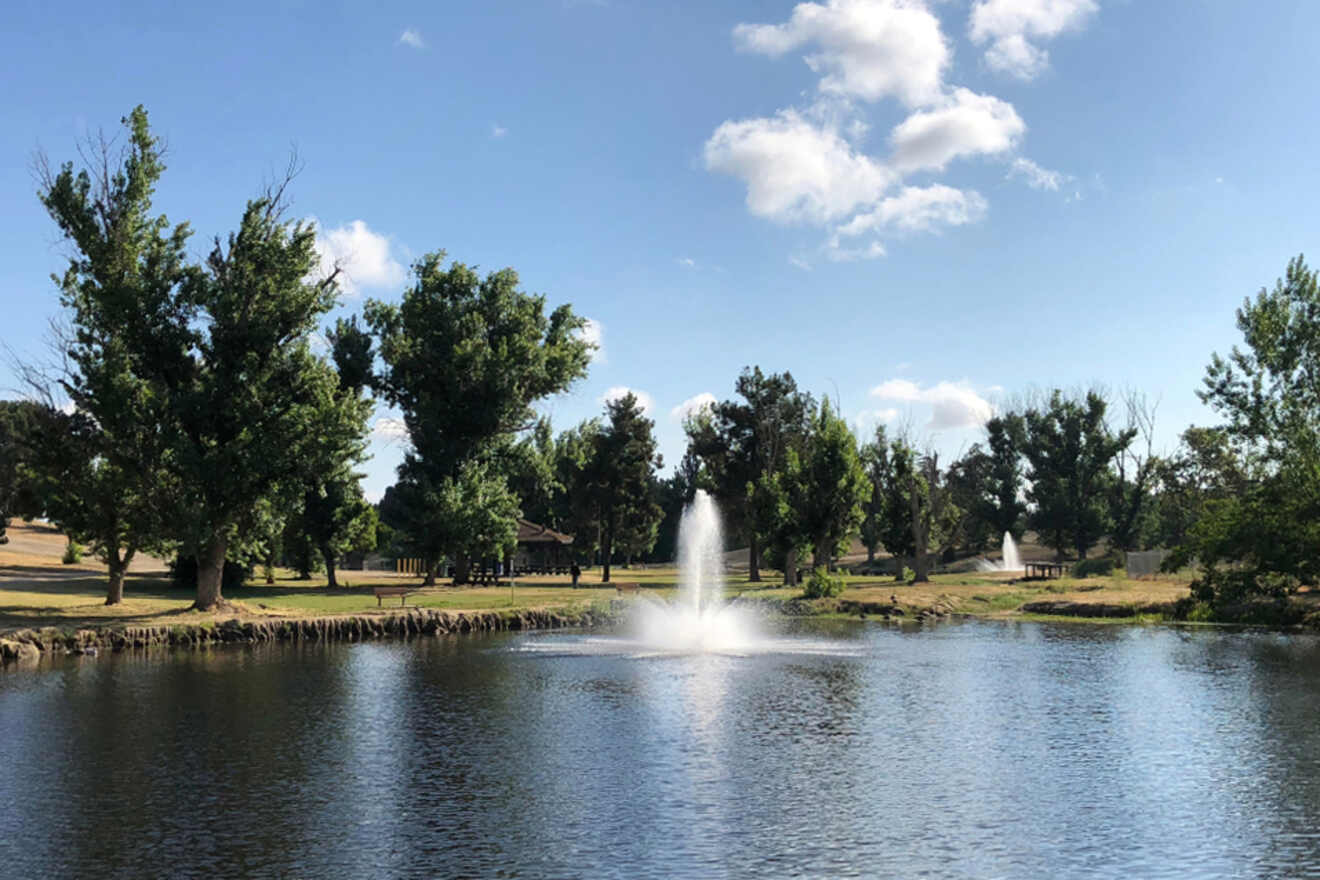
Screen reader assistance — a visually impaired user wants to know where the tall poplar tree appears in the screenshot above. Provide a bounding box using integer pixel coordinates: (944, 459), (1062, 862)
(40, 106), (350, 609)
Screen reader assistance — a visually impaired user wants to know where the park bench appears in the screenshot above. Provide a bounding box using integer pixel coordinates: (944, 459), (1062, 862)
(374, 586), (417, 606)
(614, 582), (640, 596)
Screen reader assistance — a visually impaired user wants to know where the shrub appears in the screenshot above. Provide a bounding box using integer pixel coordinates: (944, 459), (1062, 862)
(802, 566), (846, 599)
(1073, 556), (1118, 578)
(61, 538), (82, 565)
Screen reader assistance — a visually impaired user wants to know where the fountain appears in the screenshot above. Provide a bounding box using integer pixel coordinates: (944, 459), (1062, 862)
(975, 531), (1023, 572)
(517, 489), (852, 657)
(630, 489), (761, 654)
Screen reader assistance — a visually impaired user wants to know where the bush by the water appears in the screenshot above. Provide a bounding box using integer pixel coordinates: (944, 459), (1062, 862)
(803, 567), (846, 599)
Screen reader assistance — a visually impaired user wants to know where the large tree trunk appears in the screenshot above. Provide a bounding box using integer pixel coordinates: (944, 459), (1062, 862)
(423, 557), (437, 587)
(812, 533), (831, 572)
(784, 547), (798, 587)
(104, 548), (133, 605)
(452, 554), (471, 586)
(295, 543), (312, 580)
(912, 550), (930, 583)
(909, 481), (930, 583)
(321, 543), (338, 588)
(748, 534), (762, 583)
(194, 533), (228, 611)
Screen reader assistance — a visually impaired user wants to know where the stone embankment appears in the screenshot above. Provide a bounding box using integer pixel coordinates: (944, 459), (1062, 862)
(0, 605), (618, 664)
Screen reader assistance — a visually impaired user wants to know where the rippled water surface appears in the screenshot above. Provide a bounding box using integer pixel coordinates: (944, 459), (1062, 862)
(3, 619), (1320, 878)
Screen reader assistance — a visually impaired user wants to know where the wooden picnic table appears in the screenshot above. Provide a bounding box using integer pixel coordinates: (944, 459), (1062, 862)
(1024, 561), (1067, 580)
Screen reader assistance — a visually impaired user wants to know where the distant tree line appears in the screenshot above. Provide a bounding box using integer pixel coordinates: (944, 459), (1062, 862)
(3, 107), (1314, 611)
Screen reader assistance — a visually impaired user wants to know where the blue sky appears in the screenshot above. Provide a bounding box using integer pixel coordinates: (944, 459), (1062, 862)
(3, 0), (1318, 500)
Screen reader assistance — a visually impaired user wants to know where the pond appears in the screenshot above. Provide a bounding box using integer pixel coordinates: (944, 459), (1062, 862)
(2, 619), (1319, 878)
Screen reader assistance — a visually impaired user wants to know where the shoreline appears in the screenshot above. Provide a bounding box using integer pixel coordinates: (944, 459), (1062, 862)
(5, 591), (1319, 667)
(0, 604), (621, 665)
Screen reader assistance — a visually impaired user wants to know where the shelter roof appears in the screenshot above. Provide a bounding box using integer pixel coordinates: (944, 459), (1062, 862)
(516, 518), (573, 545)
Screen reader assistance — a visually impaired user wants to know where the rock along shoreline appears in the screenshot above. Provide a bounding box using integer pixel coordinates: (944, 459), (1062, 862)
(0, 605), (622, 665)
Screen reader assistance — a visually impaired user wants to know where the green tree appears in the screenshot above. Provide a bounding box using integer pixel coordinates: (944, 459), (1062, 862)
(281, 317), (377, 587)
(879, 436), (919, 581)
(1021, 390), (1135, 562)
(502, 417), (561, 528)
(905, 451), (962, 582)
(858, 425), (890, 563)
(984, 413), (1027, 540)
(748, 445), (810, 586)
(798, 399), (868, 571)
(24, 405), (171, 604)
(577, 393), (662, 582)
(551, 419), (603, 562)
(685, 367), (812, 582)
(36, 107), (334, 610)
(0, 401), (46, 545)
(1152, 426), (1247, 549)
(1107, 393), (1158, 552)
(365, 251), (591, 583)
(944, 445), (995, 555)
(1176, 256), (1320, 601)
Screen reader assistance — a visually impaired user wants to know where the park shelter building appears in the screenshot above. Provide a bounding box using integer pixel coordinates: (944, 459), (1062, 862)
(511, 519), (574, 574)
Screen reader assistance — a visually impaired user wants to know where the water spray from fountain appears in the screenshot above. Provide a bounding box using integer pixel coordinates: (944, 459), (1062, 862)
(975, 532), (1022, 573)
(675, 489), (724, 613)
(516, 489), (854, 657)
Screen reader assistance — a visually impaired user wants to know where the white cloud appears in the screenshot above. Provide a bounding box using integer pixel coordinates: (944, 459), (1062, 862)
(677, 256), (696, 268)
(398, 28), (426, 49)
(371, 417), (409, 442)
(871, 379), (993, 429)
(704, 109), (894, 225)
(734, 0), (950, 107)
(789, 256), (813, 270)
(671, 392), (717, 422)
(708, 0), (1061, 259)
(492, 124), (508, 138)
(825, 240), (887, 262)
(577, 318), (605, 363)
(834, 184), (987, 240)
(856, 407), (900, 430)
(312, 219), (407, 297)
(890, 88), (1025, 173)
(601, 386), (655, 416)
(1008, 157), (1067, 190)
(969, 0), (1097, 79)
(871, 378), (922, 401)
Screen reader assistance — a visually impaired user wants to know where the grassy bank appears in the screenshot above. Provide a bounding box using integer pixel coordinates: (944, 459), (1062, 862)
(0, 558), (1192, 632)
(5, 522), (1317, 634)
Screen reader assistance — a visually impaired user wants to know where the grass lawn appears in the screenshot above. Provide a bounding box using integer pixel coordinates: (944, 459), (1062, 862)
(0, 520), (1203, 631)
(0, 558), (1196, 633)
